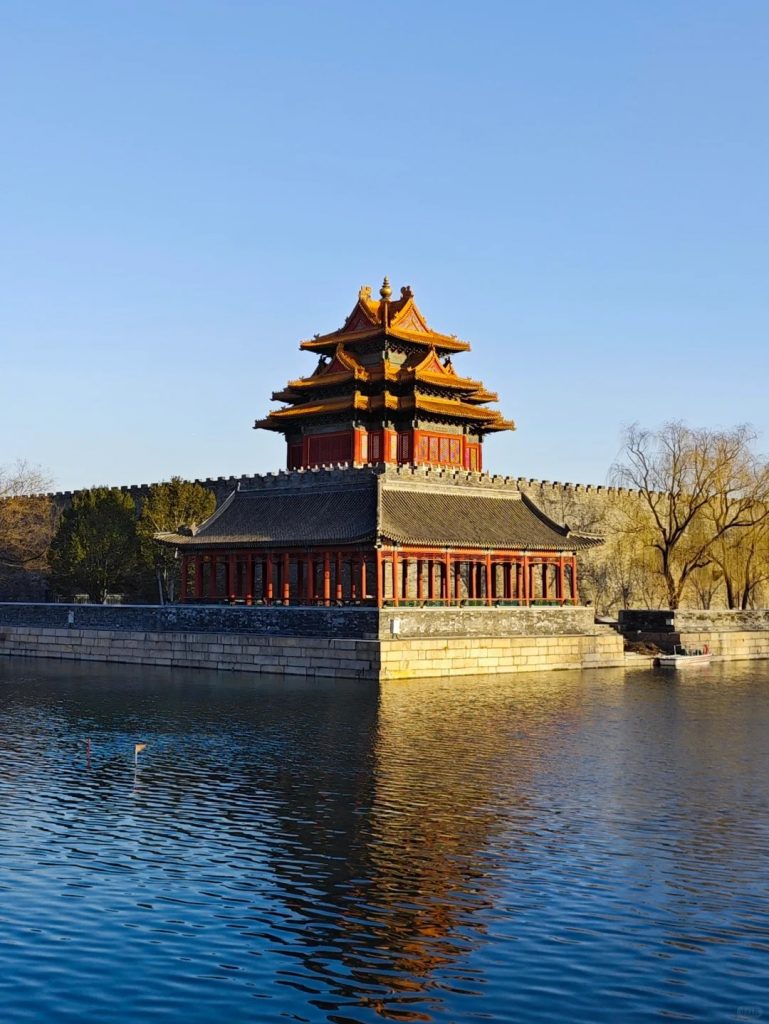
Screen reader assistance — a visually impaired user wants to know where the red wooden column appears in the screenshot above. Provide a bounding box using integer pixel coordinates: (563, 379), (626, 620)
(305, 556), (314, 603)
(228, 554), (237, 601)
(521, 554), (529, 605)
(266, 555), (273, 602)
(485, 553), (493, 605)
(360, 556), (367, 603)
(378, 551), (387, 606)
(207, 556), (217, 599)
(445, 553), (451, 605)
(323, 551), (331, 606)
(558, 555), (565, 604)
(570, 555), (578, 602)
(194, 555), (203, 600)
(282, 552), (290, 605)
(245, 553), (254, 605)
(392, 552), (399, 607)
(336, 552), (343, 602)
(180, 555), (188, 602)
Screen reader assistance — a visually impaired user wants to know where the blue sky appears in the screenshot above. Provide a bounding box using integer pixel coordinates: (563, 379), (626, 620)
(2, 1), (767, 491)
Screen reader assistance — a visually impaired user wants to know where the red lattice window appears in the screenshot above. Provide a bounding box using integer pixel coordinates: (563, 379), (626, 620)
(307, 432), (353, 466)
(417, 432), (465, 466)
(370, 432), (382, 462)
(288, 444), (302, 469)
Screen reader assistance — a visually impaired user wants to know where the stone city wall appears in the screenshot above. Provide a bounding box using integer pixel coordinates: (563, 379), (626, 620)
(45, 465), (630, 514)
(0, 626), (381, 680)
(19, 466), (628, 610)
(618, 608), (769, 661)
(377, 605), (602, 638)
(0, 626), (626, 680)
(674, 630), (769, 662)
(0, 603), (627, 680)
(618, 628), (769, 659)
(619, 608), (769, 634)
(0, 602), (380, 638)
(0, 603), (606, 641)
(378, 632), (625, 680)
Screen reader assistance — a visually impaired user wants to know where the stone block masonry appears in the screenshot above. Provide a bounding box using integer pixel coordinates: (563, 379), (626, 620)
(0, 603), (380, 638)
(0, 626), (381, 680)
(618, 608), (769, 663)
(377, 606), (601, 639)
(0, 625), (625, 680)
(378, 632), (625, 680)
(619, 608), (769, 634)
(675, 630), (769, 662)
(46, 466), (640, 515)
(0, 603), (626, 680)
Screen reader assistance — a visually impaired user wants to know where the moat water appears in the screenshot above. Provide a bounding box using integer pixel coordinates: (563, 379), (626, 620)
(0, 660), (767, 1024)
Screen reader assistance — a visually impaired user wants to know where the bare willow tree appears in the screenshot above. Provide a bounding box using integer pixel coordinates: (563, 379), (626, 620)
(710, 518), (769, 609)
(611, 422), (769, 609)
(0, 461), (55, 579)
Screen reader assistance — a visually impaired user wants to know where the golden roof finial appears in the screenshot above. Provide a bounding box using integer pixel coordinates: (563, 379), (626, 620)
(379, 276), (392, 301)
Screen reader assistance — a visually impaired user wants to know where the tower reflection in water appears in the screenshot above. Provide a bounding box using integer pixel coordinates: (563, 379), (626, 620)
(0, 661), (588, 1022)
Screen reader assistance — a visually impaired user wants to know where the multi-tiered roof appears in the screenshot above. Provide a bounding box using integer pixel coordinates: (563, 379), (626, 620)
(158, 281), (600, 608)
(255, 280), (513, 471)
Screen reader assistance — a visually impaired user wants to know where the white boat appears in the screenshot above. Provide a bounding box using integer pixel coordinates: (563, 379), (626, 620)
(657, 645), (712, 668)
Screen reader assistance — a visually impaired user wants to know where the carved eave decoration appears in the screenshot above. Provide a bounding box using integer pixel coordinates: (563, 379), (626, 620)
(255, 280), (514, 439)
(256, 395), (514, 434)
(299, 282), (471, 354)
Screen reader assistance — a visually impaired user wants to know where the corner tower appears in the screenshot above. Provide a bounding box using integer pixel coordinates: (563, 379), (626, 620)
(254, 279), (514, 471)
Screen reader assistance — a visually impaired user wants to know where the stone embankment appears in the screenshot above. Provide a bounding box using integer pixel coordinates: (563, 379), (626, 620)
(4, 604), (767, 679)
(619, 609), (769, 662)
(0, 604), (625, 681)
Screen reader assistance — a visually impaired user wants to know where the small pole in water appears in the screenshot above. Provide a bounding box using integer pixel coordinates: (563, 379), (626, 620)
(134, 742), (147, 767)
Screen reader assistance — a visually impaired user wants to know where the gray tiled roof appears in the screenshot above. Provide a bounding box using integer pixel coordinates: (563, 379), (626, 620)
(162, 481), (376, 548)
(378, 487), (600, 551)
(158, 469), (600, 552)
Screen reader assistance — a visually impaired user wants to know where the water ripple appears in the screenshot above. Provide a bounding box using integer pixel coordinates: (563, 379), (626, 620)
(0, 660), (767, 1022)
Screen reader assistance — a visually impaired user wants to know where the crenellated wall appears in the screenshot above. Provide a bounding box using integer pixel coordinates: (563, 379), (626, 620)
(44, 463), (632, 513)
(19, 464), (650, 611)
